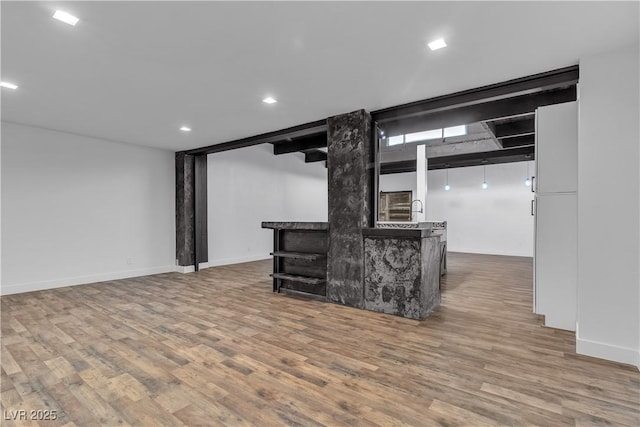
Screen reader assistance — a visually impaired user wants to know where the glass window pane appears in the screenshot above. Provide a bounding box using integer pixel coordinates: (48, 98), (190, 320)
(443, 125), (467, 138)
(387, 135), (404, 146)
(404, 128), (442, 143)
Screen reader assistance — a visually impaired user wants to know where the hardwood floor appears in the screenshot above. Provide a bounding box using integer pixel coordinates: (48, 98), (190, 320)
(1, 253), (638, 426)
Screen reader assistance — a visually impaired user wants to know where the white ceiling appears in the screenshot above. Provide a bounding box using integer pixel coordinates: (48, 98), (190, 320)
(2, 1), (638, 152)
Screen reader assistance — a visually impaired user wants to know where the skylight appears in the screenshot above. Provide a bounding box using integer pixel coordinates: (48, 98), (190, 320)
(386, 125), (467, 147)
(443, 125), (467, 138)
(387, 135), (405, 146)
(405, 129), (442, 143)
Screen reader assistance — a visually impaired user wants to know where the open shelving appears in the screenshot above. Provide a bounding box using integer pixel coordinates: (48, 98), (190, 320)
(267, 229), (328, 299)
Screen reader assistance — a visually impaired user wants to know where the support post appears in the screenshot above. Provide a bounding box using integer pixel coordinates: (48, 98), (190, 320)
(326, 109), (374, 308)
(176, 153), (208, 268)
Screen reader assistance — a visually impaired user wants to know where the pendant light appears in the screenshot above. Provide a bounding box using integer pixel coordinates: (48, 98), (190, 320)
(444, 168), (451, 191)
(482, 165), (488, 189)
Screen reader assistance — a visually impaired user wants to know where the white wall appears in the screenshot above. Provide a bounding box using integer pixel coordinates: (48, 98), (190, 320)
(577, 45), (640, 367)
(1, 122), (176, 295)
(207, 144), (327, 266)
(378, 162), (535, 257)
(428, 162), (534, 257)
(379, 172), (417, 198)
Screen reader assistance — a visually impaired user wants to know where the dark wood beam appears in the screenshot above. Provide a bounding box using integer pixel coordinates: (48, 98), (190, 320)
(371, 65), (578, 123)
(273, 133), (327, 155)
(380, 146), (535, 174)
(181, 119), (327, 156)
(493, 117), (535, 139)
(304, 150), (327, 163)
(379, 86), (576, 137)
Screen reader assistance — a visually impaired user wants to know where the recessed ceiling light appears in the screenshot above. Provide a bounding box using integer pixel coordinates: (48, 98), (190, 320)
(428, 38), (447, 51)
(263, 97), (277, 104)
(179, 126), (192, 132)
(53, 10), (79, 26)
(0, 81), (18, 90)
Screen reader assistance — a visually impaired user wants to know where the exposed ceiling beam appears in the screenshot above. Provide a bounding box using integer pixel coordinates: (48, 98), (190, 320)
(273, 133), (327, 155)
(380, 145), (535, 174)
(182, 67), (577, 158)
(500, 134), (535, 148)
(371, 65), (578, 123)
(181, 66), (576, 158)
(493, 117), (535, 139)
(181, 119), (327, 156)
(379, 86), (576, 137)
(304, 150), (328, 163)
(429, 145), (535, 170)
(380, 160), (417, 175)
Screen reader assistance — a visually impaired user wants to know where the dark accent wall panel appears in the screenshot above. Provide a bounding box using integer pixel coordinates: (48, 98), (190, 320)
(326, 109), (373, 308)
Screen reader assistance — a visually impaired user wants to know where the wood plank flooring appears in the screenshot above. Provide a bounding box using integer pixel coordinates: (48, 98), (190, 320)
(1, 253), (638, 426)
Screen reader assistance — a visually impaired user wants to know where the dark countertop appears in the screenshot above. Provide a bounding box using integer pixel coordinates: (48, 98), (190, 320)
(361, 227), (433, 238)
(262, 222), (329, 231)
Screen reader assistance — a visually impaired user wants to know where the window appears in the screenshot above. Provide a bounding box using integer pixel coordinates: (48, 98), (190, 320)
(386, 124), (467, 147)
(443, 125), (467, 138)
(405, 128), (442, 143)
(387, 135), (405, 146)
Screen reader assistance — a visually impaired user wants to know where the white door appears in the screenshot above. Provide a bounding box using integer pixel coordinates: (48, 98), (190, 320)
(535, 193), (577, 331)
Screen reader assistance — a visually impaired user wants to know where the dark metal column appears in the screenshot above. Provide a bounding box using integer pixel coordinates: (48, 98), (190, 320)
(194, 155), (208, 270)
(176, 153), (208, 268)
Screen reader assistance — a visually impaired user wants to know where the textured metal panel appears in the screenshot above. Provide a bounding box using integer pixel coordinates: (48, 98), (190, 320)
(363, 236), (441, 320)
(175, 153), (195, 266)
(326, 109), (373, 308)
(194, 155), (208, 265)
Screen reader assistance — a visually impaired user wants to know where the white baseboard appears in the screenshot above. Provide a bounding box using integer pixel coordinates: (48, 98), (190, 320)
(174, 262), (211, 273)
(173, 255), (271, 273)
(449, 249), (534, 258)
(207, 254), (271, 267)
(0, 265), (176, 296)
(576, 336), (640, 369)
(543, 316), (576, 332)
